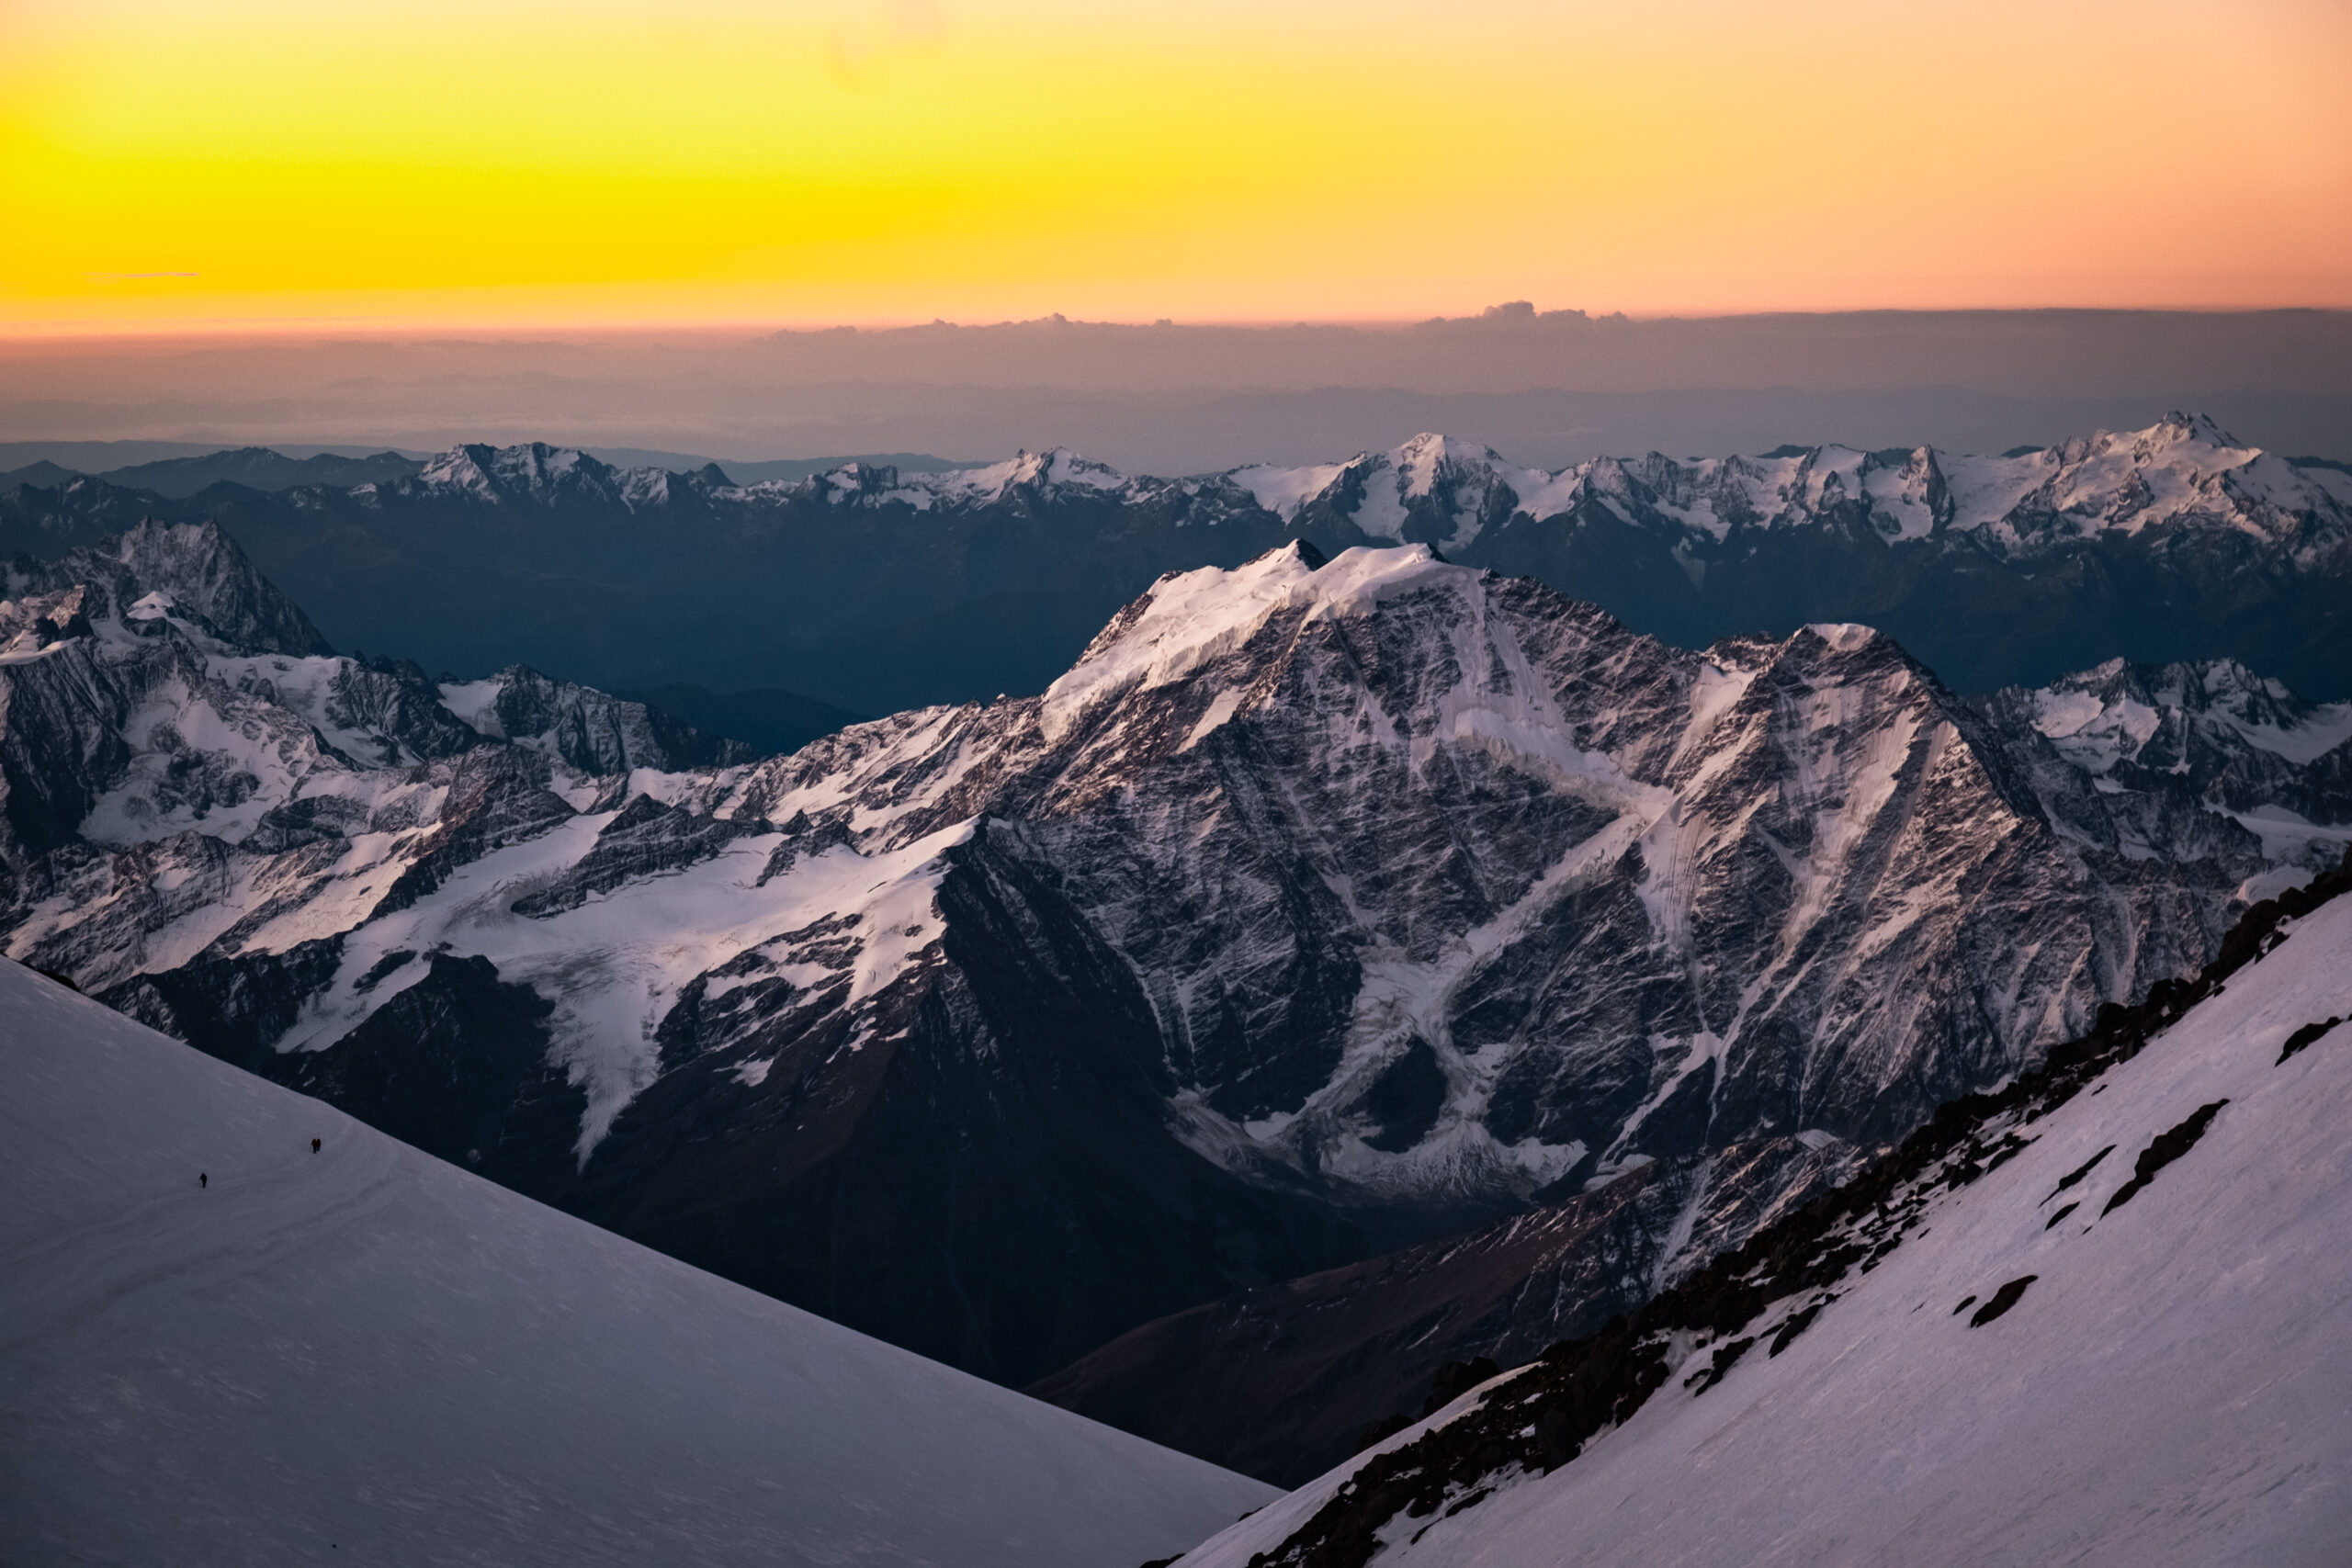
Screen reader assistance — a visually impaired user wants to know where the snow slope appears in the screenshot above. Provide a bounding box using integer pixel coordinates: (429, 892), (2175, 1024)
(0, 961), (1273, 1567)
(1175, 878), (2352, 1568)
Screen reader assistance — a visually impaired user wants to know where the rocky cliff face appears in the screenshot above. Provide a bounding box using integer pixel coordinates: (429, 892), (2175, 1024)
(3, 524), (2346, 1404)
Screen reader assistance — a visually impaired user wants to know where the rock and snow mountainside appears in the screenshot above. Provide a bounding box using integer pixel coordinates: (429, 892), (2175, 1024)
(1982, 654), (2352, 871)
(0, 960), (1272, 1567)
(1173, 859), (2352, 1568)
(1, 523), (2348, 1420)
(5, 414), (2346, 713)
(1037, 629), (2352, 1484)
(1030, 1132), (1869, 1488)
(0, 521), (745, 858)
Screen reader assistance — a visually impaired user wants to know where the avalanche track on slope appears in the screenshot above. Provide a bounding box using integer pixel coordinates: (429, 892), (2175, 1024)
(0, 961), (1273, 1567)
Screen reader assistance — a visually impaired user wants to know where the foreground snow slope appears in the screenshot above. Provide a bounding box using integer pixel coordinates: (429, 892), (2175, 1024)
(1181, 882), (2352, 1567)
(0, 963), (1273, 1568)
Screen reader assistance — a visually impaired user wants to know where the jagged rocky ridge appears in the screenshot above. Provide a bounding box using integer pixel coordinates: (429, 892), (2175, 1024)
(1170, 848), (2352, 1568)
(6, 414), (2346, 713)
(0, 524), (746, 866)
(2, 523), (2348, 1404)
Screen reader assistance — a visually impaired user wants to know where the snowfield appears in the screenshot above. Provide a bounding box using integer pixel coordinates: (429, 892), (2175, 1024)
(0, 962), (1274, 1567)
(1175, 886), (2352, 1568)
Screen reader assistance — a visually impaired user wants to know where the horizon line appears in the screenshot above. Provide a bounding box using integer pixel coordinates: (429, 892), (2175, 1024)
(6, 301), (2352, 346)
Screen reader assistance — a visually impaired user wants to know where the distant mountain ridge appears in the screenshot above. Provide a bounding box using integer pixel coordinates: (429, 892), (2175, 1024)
(3, 415), (2344, 715)
(379, 412), (2343, 559)
(0, 444), (972, 498)
(96, 447), (424, 498)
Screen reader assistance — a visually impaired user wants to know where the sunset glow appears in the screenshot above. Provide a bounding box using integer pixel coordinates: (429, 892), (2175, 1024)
(4, 0), (2347, 331)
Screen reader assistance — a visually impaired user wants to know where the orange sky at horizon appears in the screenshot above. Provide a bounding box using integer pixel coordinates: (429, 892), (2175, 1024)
(3, 0), (2347, 334)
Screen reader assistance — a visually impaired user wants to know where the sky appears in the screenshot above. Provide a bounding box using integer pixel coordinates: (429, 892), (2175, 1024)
(3, 0), (2348, 333)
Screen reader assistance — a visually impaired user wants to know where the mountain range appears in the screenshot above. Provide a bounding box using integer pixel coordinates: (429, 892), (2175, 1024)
(0, 444), (973, 499)
(0, 513), (2346, 1485)
(3, 414), (2346, 719)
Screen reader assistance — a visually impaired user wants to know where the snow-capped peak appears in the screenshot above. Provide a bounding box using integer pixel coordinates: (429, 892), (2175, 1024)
(419, 442), (600, 502)
(1041, 446), (1130, 491)
(1038, 542), (1456, 739)
(418, 443), (521, 500)
(2008, 654), (2352, 776)
(853, 446), (1138, 511)
(1390, 433), (1498, 498)
(413, 442), (684, 513)
(1221, 435), (1545, 551)
(2151, 408), (2242, 447)
(1798, 621), (1889, 655)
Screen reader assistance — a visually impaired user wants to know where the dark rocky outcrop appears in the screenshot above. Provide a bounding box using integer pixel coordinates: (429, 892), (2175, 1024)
(10, 519), (334, 658)
(565, 823), (1375, 1385)
(477, 665), (756, 774)
(2278, 1016), (2342, 1064)
(2100, 1100), (2229, 1215)
(1967, 1275), (2038, 1326)
(285, 953), (586, 1193)
(366, 750), (578, 918)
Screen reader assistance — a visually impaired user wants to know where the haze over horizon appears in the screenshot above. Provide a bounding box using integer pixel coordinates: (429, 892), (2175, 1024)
(6, 307), (2349, 472)
(10, 2), (2345, 462)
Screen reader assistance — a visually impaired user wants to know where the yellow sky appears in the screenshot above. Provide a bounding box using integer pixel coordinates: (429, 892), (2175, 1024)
(3, 0), (2347, 332)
